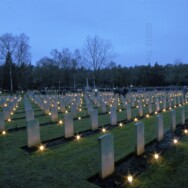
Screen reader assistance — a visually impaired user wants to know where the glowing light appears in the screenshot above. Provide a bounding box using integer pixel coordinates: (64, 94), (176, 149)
(11, 112), (13, 115)
(58, 107), (60, 110)
(146, 114), (149, 118)
(65, 111), (68, 114)
(154, 153), (159, 160)
(4, 104), (7, 107)
(78, 117), (81, 120)
(76, 135), (81, 140)
(59, 120), (63, 124)
(8, 119), (11, 122)
(119, 109), (122, 112)
(108, 112), (111, 114)
(102, 128), (106, 133)
(119, 123), (123, 127)
(48, 112), (51, 116)
(2, 131), (6, 135)
(173, 139), (178, 144)
(134, 118), (138, 122)
(155, 111), (158, 115)
(169, 107), (172, 110)
(39, 145), (45, 151)
(127, 175), (133, 183)
(79, 108), (82, 112)
(163, 109), (166, 112)
(184, 129), (188, 134)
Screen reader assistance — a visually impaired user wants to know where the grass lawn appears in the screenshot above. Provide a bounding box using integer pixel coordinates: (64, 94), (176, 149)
(1, 98), (188, 187)
(129, 135), (188, 188)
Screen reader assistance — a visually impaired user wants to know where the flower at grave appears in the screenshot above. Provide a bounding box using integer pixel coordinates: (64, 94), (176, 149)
(154, 153), (159, 160)
(102, 128), (106, 133)
(2, 131), (6, 135)
(76, 135), (81, 140)
(184, 129), (188, 134)
(39, 145), (45, 151)
(78, 117), (81, 120)
(173, 139), (178, 144)
(127, 175), (133, 183)
(119, 123), (123, 127)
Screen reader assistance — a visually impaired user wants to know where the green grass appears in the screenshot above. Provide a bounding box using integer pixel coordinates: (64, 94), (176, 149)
(0, 98), (188, 187)
(128, 136), (188, 188)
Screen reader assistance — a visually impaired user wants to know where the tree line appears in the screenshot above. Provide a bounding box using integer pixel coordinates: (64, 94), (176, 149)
(0, 33), (188, 92)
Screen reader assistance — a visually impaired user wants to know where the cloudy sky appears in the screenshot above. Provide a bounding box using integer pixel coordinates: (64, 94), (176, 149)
(0, 0), (188, 66)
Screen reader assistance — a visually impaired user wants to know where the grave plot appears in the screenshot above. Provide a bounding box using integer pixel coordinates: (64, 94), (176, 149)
(0, 91), (188, 187)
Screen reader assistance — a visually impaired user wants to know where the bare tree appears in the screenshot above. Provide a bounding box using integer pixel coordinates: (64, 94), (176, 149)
(0, 33), (31, 91)
(0, 33), (18, 63)
(83, 35), (114, 88)
(15, 33), (31, 66)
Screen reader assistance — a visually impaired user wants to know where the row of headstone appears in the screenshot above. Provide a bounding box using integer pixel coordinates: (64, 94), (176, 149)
(98, 106), (186, 178)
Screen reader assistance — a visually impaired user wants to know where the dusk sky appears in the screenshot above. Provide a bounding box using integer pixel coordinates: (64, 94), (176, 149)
(0, 0), (188, 66)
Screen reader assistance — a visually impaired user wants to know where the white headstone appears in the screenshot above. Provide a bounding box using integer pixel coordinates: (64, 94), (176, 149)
(171, 110), (176, 131)
(0, 112), (5, 132)
(51, 107), (58, 122)
(27, 120), (41, 147)
(138, 102), (143, 117)
(90, 110), (98, 130)
(98, 134), (114, 179)
(64, 114), (74, 138)
(156, 114), (164, 141)
(126, 104), (132, 121)
(110, 107), (117, 125)
(26, 109), (34, 122)
(135, 122), (145, 155)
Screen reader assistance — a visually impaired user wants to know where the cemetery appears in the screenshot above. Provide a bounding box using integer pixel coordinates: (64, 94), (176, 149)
(1, 90), (188, 187)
